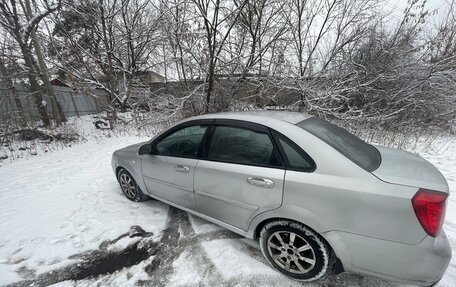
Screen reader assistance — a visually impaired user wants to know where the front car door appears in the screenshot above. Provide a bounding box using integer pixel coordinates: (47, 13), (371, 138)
(194, 120), (285, 231)
(141, 121), (211, 210)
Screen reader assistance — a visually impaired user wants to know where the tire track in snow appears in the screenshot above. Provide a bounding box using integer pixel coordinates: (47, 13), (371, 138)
(138, 207), (231, 286)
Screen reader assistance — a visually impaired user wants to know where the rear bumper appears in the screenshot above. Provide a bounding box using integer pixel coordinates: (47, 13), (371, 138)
(323, 230), (451, 286)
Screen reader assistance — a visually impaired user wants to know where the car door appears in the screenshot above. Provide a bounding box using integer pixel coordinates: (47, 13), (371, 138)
(194, 120), (285, 231)
(141, 121), (211, 210)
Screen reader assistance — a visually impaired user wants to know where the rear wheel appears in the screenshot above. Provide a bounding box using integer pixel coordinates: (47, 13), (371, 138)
(117, 168), (149, 202)
(259, 220), (329, 281)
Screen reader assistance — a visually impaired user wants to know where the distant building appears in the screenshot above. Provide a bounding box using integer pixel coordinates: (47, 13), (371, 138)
(114, 71), (165, 100)
(50, 78), (70, 87)
(115, 70), (165, 86)
(135, 71), (166, 84)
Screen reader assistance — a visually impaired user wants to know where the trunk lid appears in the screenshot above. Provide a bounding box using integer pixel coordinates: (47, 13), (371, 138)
(372, 146), (449, 193)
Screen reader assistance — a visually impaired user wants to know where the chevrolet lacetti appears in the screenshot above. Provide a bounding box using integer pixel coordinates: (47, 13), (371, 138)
(111, 111), (451, 286)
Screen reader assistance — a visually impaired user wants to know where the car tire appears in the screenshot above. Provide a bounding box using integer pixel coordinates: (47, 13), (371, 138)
(117, 168), (150, 202)
(259, 220), (329, 281)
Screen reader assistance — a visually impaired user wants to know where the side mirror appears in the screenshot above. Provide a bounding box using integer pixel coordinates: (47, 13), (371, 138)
(138, 144), (152, 155)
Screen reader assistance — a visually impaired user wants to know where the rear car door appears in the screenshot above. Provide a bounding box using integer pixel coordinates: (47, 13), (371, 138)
(141, 121), (211, 210)
(194, 120), (285, 231)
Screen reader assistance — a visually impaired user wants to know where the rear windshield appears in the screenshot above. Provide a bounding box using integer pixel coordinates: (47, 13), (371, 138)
(296, 118), (381, 171)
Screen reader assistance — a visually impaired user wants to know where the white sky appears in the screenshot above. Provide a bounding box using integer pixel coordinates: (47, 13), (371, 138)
(384, 0), (451, 22)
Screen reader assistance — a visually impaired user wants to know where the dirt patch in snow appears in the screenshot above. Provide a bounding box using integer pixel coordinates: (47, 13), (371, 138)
(6, 231), (157, 287)
(5, 207), (255, 287)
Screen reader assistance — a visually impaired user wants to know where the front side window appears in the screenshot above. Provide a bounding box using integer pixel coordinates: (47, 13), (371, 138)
(208, 126), (280, 167)
(155, 125), (208, 157)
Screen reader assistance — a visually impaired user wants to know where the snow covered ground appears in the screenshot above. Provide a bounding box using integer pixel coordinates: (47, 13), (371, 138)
(0, 117), (455, 287)
(0, 134), (169, 284)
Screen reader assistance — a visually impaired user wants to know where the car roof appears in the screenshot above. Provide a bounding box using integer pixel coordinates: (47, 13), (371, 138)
(187, 110), (313, 125)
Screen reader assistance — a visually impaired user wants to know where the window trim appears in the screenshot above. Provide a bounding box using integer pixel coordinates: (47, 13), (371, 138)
(201, 120), (285, 169)
(270, 129), (317, 172)
(150, 119), (214, 159)
(149, 118), (316, 172)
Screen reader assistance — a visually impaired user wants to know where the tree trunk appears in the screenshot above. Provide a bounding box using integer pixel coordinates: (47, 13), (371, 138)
(0, 57), (26, 126)
(204, 59), (215, 113)
(20, 43), (50, 127)
(24, 0), (66, 125)
(99, 0), (118, 119)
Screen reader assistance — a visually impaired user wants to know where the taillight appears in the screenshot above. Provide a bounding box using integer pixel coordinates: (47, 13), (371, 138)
(412, 188), (448, 237)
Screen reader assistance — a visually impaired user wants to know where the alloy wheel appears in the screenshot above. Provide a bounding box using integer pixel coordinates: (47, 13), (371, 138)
(119, 173), (136, 199)
(266, 231), (316, 274)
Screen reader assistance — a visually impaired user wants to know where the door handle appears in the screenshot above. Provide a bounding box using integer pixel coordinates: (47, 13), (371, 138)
(174, 164), (190, 173)
(247, 177), (274, 188)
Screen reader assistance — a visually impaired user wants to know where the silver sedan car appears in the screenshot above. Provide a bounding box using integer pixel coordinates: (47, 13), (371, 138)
(111, 111), (451, 286)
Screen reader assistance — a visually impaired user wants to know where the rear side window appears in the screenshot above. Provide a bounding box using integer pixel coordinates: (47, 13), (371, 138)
(155, 125), (208, 157)
(296, 118), (381, 171)
(274, 134), (314, 171)
(208, 126), (281, 167)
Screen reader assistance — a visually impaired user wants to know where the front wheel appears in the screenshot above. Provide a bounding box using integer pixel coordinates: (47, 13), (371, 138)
(259, 220), (329, 281)
(117, 168), (149, 202)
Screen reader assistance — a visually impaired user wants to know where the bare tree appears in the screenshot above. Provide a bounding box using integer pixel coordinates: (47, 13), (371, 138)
(0, 32), (26, 126)
(115, 0), (162, 111)
(287, 0), (456, 129)
(282, 0), (375, 78)
(192, 0), (248, 112)
(24, 0), (67, 125)
(0, 0), (64, 126)
(51, 0), (120, 112)
(232, 0), (287, 77)
(4, 0), (450, 131)
(161, 0), (201, 82)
